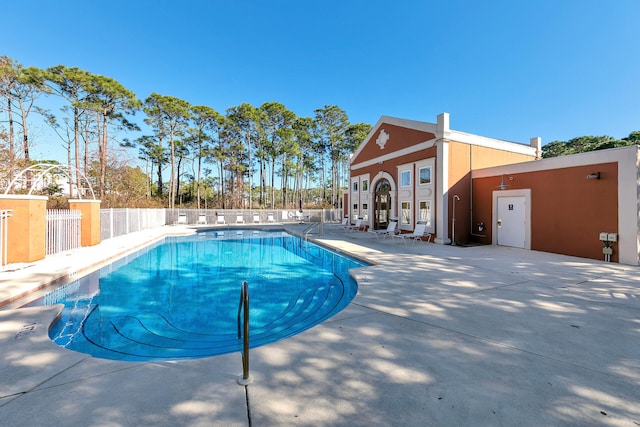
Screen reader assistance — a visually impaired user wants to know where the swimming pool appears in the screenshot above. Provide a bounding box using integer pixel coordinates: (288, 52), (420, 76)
(30, 229), (367, 361)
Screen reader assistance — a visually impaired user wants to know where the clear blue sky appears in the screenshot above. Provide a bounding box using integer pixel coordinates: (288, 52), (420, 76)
(2, 0), (639, 162)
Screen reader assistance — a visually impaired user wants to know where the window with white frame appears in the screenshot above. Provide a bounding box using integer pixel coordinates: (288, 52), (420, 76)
(419, 166), (431, 185)
(352, 203), (358, 219)
(401, 201), (411, 225)
(418, 200), (432, 226)
(400, 170), (410, 187)
(352, 180), (358, 192)
(362, 179), (368, 191)
(362, 203), (368, 220)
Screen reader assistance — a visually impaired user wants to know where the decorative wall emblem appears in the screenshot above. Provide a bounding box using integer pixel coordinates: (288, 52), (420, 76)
(376, 129), (389, 149)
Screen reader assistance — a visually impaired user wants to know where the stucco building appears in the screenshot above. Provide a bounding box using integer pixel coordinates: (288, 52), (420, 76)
(347, 113), (640, 265)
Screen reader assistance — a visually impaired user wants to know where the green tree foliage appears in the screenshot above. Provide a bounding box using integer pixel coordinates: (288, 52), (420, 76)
(84, 74), (140, 197)
(542, 133), (639, 158)
(313, 105), (350, 207)
(1, 55), (375, 208)
(40, 65), (96, 193)
(259, 102), (295, 209)
(188, 105), (222, 209)
(0, 57), (48, 182)
(143, 93), (191, 208)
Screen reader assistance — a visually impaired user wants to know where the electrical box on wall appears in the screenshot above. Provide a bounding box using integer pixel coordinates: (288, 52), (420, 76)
(607, 233), (618, 242)
(599, 232), (609, 241)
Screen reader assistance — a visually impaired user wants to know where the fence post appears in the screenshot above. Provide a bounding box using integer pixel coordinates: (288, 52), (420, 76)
(0, 195), (48, 263)
(69, 199), (102, 247)
(110, 208), (114, 239)
(0, 209), (11, 267)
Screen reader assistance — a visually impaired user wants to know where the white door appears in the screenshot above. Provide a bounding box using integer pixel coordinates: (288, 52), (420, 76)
(497, 196), (526, 248)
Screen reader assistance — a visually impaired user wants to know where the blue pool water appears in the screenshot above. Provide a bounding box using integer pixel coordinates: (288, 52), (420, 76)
(30, 229), (366, 361)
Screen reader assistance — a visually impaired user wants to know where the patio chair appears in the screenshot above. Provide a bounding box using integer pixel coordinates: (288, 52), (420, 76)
(267, 213), (276, 223)
(334, 217), (349, 231)
(196, 213), (207, 225)
(368, 220), (397, 239)
(392, 223), (431, 244)
(253, 213), (261, 224)
(175, 213), (188, 225)
(216, 214), (226, 225)
(236, 214), (245, 224)
(346, 219), (364, 232)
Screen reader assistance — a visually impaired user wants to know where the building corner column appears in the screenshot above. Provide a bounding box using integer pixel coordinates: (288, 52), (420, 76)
(434, 112), (452, 244)
(69, 199), (102, 247)
(0, 195), (48, 263)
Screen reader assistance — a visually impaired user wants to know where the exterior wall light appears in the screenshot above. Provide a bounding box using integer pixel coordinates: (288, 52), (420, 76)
(498, 174), (513, 190)
(586, 172), (600, 179)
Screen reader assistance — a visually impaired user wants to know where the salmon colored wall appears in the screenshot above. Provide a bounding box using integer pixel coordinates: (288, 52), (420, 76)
(352, 124), (435, 165)
(352, 147), (438, 178)
(0, 196), (47, 263)
(470, 145), (537, 169)
(448, 143), (472, 241)
(472, 162), (619, 262)
(343, 193), (349, 218)
(447, 142), (537, 244)
(69, 200), (101, 246)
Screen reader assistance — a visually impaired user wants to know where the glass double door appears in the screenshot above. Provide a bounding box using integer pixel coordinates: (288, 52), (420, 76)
(373, 179), (391, 230)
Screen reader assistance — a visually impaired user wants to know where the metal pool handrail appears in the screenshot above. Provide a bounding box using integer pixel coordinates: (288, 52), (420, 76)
(237, 281), (253, 385)
(303, 221), (324, 239)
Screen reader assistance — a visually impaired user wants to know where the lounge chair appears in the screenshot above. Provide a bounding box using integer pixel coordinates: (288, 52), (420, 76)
(236, 214), (245, 224)
(346, 219), (364, 232)
(392, 223), (431, 244)
(334, 217), (349, 231)
(196, 213), (207, 224)
(368, 221), (397, 239)
(267, 213), (275, 223)
(253, 213), (261, 224)
(175, 213), (188, 225)
(216, 214), (226, 225)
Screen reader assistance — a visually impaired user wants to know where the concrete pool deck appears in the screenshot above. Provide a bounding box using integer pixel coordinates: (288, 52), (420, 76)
(0, 224), (638, 426)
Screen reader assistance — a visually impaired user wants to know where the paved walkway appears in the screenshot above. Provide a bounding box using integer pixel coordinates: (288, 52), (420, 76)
(0, 224), (638, 426)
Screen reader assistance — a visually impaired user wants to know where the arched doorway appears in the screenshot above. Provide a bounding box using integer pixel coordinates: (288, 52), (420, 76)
(373, 179), (391, 230)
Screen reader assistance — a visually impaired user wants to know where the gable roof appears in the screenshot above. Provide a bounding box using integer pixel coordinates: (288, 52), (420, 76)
(350, 114), (538, 168)
(350, 116), (438, 166)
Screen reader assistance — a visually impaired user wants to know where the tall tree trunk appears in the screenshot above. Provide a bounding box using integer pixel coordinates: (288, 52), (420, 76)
(196, 148), (202, 210)
(176, 155), (182, 206)
(270, 158), (275, 210)
(6, 95), (15, 183)
(156, 138), (163, 198)
(247, 134), (252, 210)
(74, 106), (81, 198)
(18, 98), (30, 164)
(218, 159), (225, 209)
(100, 112), (108, 198)
(169, 134), (175, 209)
(156, 159), (163, 198)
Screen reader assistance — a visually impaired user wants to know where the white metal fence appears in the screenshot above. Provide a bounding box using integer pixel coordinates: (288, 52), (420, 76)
(1, 209), (11, 268)
(166, 209), (344, 225)
(1, 207), (345, 265)
(100, 208), (167, 241)
(46, 209), (82, 256)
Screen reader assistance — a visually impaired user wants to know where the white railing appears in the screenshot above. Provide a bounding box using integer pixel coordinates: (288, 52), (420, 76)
(46, 209), (82, 256)
(166, 209), (344, 225)
(100, 208), (167, 241)
(1, 209), (12, 268)
(97, 208), (343, 241)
